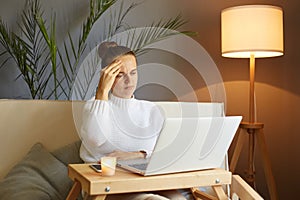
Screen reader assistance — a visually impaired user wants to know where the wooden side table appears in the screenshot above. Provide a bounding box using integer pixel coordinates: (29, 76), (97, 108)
(66, 164), (232, 200)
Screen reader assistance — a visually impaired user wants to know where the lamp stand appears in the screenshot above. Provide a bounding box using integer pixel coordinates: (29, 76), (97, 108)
(229, 55), (279, 200)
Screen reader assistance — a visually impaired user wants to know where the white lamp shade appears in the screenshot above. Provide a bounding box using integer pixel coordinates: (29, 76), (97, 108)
(221, 5), (284, 58)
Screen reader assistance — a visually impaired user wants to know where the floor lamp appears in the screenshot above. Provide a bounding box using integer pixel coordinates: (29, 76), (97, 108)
(221, 5), (283, 200)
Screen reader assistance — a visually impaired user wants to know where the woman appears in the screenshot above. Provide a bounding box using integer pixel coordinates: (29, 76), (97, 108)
(79, 42), (187, 200)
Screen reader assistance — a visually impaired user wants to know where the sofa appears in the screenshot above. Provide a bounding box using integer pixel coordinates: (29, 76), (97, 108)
(0, 100), (84, 199)
(0, 100), (262, 199)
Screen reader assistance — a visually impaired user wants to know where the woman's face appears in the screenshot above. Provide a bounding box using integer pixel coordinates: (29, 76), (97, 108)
(111, 54), (138, 99)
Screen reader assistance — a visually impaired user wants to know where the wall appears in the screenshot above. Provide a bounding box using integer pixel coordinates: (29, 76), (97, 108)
(1, 0), (300, 199)
(178, 0), (300, 199)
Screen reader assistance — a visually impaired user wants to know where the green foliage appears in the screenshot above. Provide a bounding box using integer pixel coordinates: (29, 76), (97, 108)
(0, 0), (194, 99)
(0, 0), (52, 99)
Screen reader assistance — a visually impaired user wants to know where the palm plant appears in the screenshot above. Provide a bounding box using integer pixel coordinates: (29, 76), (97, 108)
(0, 0), (52, 99)
(0, 0), (194, 100)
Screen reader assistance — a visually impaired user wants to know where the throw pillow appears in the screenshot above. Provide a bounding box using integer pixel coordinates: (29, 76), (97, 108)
(51, 140), (83, 166)
(0, 143), (72, 200)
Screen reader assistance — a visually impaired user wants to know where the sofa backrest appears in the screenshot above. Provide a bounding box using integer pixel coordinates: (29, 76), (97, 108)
(0, 100), (82, 179)
(0, 99), (224, 179)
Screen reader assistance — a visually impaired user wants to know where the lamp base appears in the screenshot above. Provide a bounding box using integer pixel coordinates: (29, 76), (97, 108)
(230, 122), (278, 200)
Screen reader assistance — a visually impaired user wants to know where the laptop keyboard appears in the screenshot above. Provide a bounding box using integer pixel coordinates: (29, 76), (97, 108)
(128, 163), (148, 171)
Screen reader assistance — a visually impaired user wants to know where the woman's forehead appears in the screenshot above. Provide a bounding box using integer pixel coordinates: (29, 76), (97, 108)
(118, 55), (137, 72)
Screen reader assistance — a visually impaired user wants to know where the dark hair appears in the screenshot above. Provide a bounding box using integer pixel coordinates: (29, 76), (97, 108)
(98, 42), (136, 68)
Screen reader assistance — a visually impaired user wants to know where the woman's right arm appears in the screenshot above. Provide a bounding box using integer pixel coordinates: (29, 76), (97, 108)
(79, 99), (111, 162)
(80, 60), (122, 160)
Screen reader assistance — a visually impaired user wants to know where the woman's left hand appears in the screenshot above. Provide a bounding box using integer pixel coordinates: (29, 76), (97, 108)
(106, 150), (144, 160)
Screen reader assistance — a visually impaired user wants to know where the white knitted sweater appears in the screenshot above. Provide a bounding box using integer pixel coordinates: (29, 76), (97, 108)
(79, 94), (164, 163)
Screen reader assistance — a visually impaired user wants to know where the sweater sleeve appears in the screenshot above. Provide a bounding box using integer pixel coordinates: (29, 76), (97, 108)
(79, 99), (111, 160)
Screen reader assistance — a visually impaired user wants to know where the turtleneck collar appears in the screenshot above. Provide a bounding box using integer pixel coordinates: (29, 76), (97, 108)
(109, 93), (135, 109)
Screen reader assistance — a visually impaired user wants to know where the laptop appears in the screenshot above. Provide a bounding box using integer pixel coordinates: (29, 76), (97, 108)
(117, 116), (242, 176)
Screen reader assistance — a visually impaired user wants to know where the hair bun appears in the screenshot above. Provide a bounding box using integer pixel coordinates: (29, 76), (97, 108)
(98, 41), (118, 59)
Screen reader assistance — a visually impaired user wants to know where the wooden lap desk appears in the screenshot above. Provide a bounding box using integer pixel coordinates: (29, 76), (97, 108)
(66, 164), (233, 200)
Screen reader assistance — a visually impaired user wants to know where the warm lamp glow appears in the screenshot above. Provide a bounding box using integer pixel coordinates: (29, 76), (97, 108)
(221, 5), (283, 199)
(221, 5), (284, 58)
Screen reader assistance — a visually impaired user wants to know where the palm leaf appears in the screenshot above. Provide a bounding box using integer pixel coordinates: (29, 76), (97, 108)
(0, 0), (55, 99)
(35, 9), (59, 99)
(128, 14), (195, 56)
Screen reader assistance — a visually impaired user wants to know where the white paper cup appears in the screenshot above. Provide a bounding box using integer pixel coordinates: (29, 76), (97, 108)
(101, 157), (117, 176)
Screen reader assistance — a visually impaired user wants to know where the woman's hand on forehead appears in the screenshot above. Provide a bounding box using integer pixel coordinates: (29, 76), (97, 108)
(96, 60), (122, 100)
